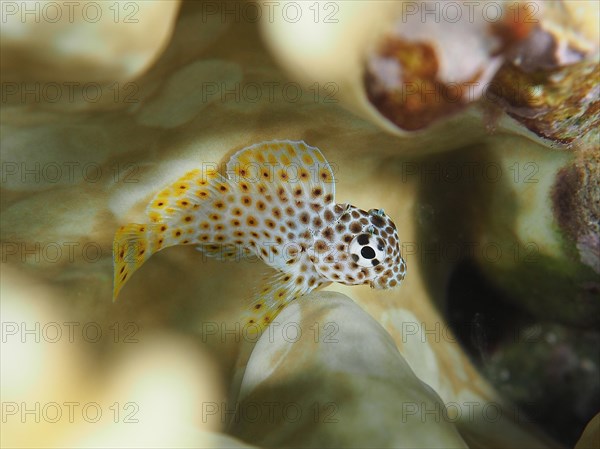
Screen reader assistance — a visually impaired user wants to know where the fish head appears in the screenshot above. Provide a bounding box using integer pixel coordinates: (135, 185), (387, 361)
(313, 205), (406, 289)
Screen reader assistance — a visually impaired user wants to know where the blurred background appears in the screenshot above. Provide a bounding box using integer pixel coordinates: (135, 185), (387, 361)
(1, 1), (598, 448)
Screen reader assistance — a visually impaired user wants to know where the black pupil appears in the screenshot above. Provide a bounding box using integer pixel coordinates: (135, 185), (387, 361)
(357, 234), (369, 245)
(361, 246), (376, 259)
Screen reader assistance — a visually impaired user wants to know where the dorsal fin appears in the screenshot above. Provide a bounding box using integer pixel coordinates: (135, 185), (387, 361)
(226, 140), (336, 204)
(144, 167), (230, 224)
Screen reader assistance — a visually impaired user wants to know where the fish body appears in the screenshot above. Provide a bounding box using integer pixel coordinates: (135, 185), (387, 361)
(113, 141), (406, 330)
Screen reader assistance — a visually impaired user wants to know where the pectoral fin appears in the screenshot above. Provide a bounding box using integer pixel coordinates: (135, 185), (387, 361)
(241, 271), (309, 333)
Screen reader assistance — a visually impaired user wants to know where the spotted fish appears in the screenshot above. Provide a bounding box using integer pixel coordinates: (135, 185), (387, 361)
(113, 140), (406, 330)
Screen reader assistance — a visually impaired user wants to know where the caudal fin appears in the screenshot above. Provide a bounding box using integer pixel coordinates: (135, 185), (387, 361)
(113, 223), (157, 302)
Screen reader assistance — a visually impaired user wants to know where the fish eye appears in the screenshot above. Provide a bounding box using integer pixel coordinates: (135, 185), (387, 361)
(349, 233), (386, 267)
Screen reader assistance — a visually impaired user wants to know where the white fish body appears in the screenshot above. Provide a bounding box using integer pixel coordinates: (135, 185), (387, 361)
(113, 141), (406, 331)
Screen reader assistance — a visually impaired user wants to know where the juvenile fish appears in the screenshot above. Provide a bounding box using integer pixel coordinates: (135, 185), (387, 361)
(113, 141), (406, 330)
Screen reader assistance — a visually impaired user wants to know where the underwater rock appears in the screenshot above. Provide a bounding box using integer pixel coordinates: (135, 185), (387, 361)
(482, 322), (600, 445)
(231, 292), (469, 449)
(363, 1), (507, 131)
(473, 139), (600, 327)
(260, 1), (408, 135)
(552, 147), (600, 274)
(414, 135), (599, 445)
(488, 60), (599, 147)
(416, 135), (600, 327)
(1, 0), (180, 83)
(0, 267), (240, 449)
(260, 0), (490, 139)
(574, 413), (600, 449)
(1, 0), (181, 111)
(501, 1), (598, 72)
(261, 0), (599, 145)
